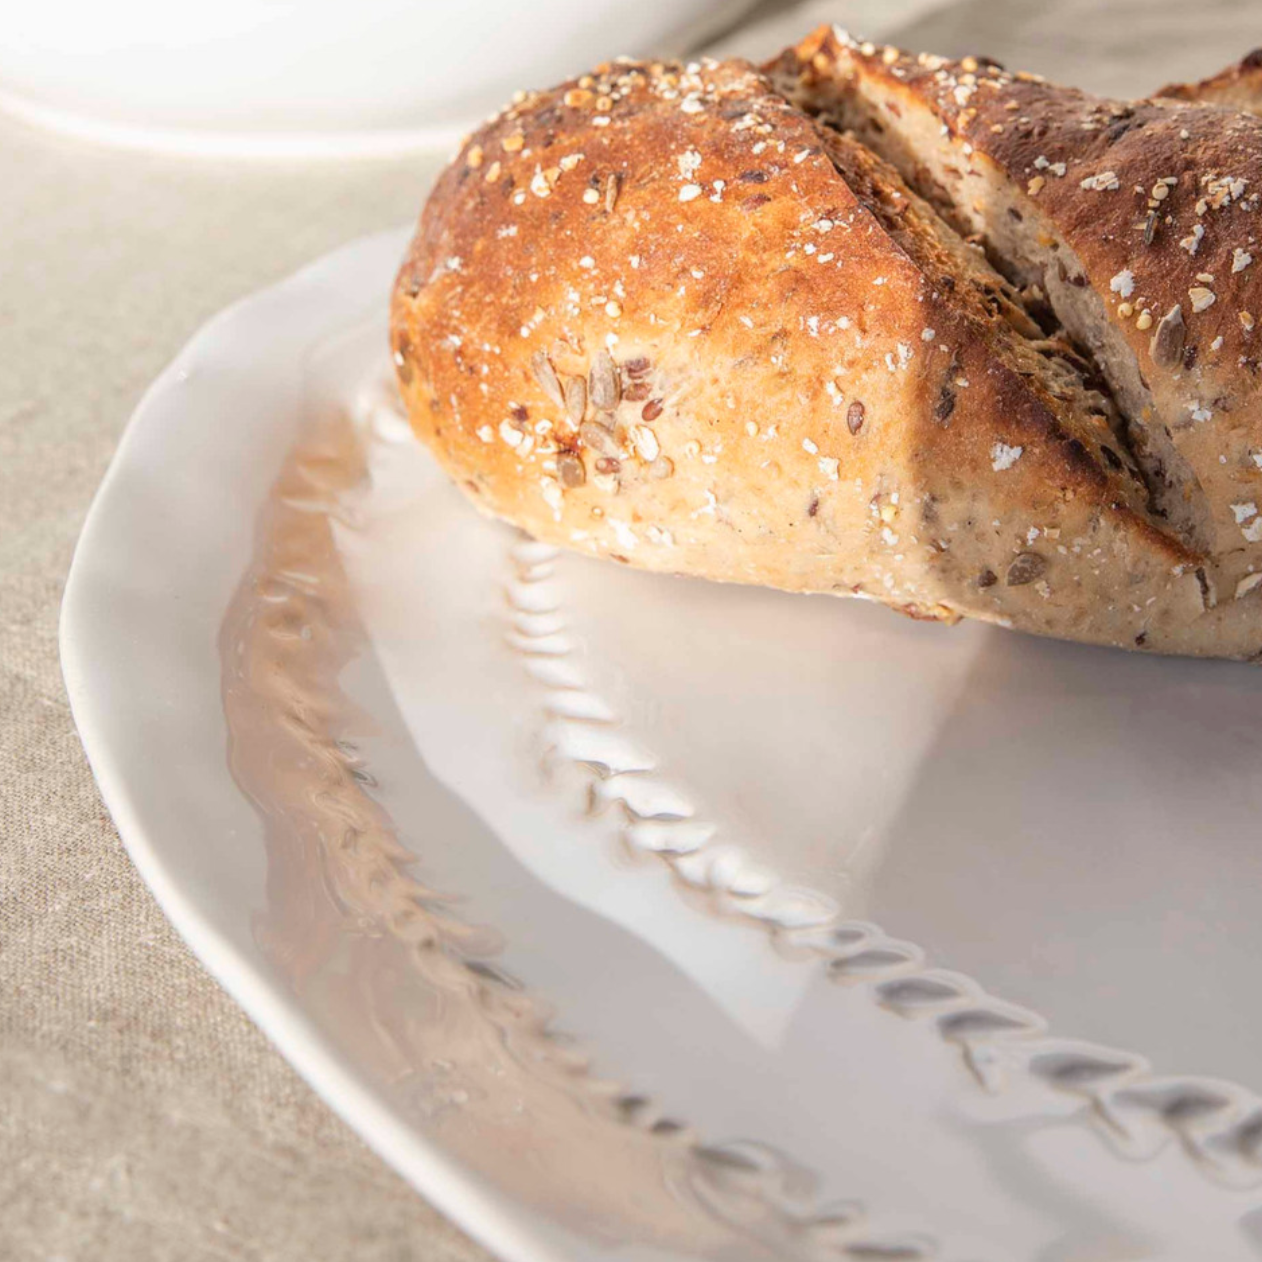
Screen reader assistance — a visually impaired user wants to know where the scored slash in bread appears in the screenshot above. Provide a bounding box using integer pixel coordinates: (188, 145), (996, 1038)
(774, 27), (1262, 653)
(391, 53), (1256, 658)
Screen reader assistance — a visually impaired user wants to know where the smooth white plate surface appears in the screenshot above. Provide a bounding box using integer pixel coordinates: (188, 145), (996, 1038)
(63, 229), (1262, 1262)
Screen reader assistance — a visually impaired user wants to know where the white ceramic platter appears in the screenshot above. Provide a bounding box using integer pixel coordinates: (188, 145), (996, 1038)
(62, 228), (1262, 1262)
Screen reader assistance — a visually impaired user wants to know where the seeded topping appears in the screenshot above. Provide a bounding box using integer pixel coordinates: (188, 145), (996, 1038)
(530, 351), (565, 408)
(579, 420), (620, 459)
(1149, 304), (1186, 366)
(557, 451), (586, 487)
(1006, 552), (1047, 586)
(1189, 286), (1216, 313)
(631, 425), (660, 461)
(1109, 269), (1135, 298)
(589, 351), (620, 411)
(564, 375), (587, 425)
(395, 44), (1262, 661)
(990, 442), (1023, 471)
(1179, 224), (1205, 255)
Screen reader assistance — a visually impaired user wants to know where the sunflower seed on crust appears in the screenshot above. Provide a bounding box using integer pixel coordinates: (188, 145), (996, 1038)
(1149, 304), (1185, 368)
(579, 419), (621, 458)
(563, 375), (587, 425)
(557, 451), (586, 487)
(530, 351), (566, 408)
(590, 350), (621, 410)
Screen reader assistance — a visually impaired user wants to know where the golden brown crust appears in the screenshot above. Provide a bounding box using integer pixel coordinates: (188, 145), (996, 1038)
(782, 28), (1262, 388)
(392, 54), (1255, 658)
(776, 28), (1262, 650)
(1158, 51), (1262, 115)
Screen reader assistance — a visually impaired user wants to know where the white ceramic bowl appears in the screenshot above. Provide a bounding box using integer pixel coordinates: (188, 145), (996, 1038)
(0, 0), (756, 156)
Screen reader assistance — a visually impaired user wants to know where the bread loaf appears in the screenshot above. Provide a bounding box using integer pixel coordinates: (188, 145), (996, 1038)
(391, 49), (1262, 658)
(1159, 51), (1262, 114)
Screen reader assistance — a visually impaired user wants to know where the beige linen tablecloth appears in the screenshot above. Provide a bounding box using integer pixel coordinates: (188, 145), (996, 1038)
(0, 116), (489, 1260)
(3, 2), (1260, 1258)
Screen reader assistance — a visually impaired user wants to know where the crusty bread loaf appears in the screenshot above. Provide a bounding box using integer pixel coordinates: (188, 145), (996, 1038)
(772, 27), (1262, 649)
(391, 52), (1261, 659)
(1159, 51), (1262, 115)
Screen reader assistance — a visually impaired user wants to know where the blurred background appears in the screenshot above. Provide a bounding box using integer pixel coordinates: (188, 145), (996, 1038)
(4, 2), (1262, 1261)
(2, 0), (1260, 155)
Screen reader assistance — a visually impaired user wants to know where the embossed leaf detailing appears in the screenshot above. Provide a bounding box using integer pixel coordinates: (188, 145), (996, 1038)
(245, 375), (1262, 1262)
(500, 508), (1262, 1190)
(224, 381), (958, 1260)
